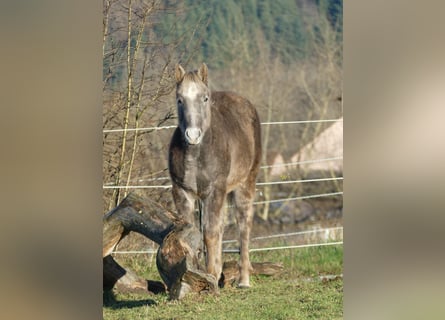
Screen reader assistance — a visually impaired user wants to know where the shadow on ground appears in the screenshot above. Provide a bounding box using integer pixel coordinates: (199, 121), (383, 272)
(103, 290), (157, 309)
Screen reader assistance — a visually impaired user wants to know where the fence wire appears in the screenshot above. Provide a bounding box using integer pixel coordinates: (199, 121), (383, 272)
(111, 227), (343, 255)
(103, 118), (342, 133)
(106, 118), (343, 255)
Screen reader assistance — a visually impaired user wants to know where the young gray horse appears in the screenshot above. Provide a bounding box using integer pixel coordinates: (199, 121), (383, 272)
(168, 63), (261, 288)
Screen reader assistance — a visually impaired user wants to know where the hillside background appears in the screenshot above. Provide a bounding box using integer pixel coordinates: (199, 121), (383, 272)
(103, 0), (343, 222)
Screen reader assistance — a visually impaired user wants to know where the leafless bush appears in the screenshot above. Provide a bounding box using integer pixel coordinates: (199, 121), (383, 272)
(102, 1), (342, 223)
(103, 0), (207, 211)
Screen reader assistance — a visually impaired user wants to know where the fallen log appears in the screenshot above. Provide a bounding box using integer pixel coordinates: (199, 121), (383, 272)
(103, 193), (211, 298)
(103, 193), (177, 257)
(103, 193), (283, 299)
(103, 255), (166, 294)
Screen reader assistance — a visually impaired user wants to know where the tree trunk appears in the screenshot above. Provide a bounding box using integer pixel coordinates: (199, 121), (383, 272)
(103, 193), (213, 298)
(103, 193), (283, 299)
(103, 192), (177, 257)
(156, 221), (218, 299)
(103, 255), (166, 294)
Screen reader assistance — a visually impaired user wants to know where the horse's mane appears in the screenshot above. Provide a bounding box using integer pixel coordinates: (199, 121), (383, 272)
(181, 71), (203, 84)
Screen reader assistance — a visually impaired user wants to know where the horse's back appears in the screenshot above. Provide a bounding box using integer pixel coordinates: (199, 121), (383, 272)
(211, 91), (259, 126)
(211, 91), (260, 145)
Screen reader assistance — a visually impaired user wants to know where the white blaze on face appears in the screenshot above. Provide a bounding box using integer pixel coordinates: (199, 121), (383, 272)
(182, 82), (199, 101)
(179, 81), (204, 144)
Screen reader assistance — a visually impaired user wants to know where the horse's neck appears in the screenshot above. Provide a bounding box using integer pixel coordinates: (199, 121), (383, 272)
(184, 143), (200, 160)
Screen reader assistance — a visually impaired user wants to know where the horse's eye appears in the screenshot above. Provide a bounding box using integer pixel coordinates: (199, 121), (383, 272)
(203, 96), (209, 102)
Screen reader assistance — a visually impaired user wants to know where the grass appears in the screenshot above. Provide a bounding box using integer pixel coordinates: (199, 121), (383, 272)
(103, 245), (342, 319)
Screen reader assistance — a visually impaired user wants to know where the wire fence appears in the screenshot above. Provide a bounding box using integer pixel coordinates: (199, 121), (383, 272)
(253, 191), (343, 205)
(103, 161), (343, 188)
(103, 118), (342, 134)
(222, 226), (343, 244)
(103, 118), (342, 190)
(105, 118), (343, 255)
(111, 242), (343, 255)
(259, 156), (343, 169)
(225, 241), (343, 253)
(103, 176), (343, 189)
(111, 226), (343, 255)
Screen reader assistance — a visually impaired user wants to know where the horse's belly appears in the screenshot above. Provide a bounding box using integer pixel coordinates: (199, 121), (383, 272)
(226, 164), (252, 192)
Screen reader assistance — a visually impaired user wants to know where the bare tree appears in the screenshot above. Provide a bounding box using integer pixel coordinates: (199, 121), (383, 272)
(102, 0), (207, 211)
(103, 0), (342, 222)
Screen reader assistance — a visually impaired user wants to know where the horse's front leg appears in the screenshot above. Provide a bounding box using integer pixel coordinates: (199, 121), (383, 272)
(171, 184), (196, 225)
(202, 188), (226, 284)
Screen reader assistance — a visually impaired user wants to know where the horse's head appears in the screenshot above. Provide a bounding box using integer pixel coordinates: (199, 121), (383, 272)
(175, 63), (211, 145)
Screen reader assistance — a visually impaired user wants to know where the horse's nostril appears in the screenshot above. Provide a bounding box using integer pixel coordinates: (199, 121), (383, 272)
(185, 128), (202, 144)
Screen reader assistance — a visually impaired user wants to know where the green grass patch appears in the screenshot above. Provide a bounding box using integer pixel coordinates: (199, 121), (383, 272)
(104, 245), (343, 320)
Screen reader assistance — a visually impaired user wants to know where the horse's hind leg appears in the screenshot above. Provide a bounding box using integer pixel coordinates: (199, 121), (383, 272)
(233, 186), (255, 288)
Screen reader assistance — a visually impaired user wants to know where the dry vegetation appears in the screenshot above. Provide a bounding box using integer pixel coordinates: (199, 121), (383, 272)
(103, 3), (343, 317)
(102, 0), (343, 233)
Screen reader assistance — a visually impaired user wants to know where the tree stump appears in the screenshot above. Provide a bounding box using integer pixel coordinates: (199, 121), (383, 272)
(103, 193), (283, 300)
(156, 221), (218, 299)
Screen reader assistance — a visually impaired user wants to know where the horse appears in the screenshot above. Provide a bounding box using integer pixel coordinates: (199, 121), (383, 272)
(168, 63), (262, 288)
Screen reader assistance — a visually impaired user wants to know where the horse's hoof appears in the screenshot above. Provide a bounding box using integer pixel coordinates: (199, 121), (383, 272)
(237, 283), (250, 289)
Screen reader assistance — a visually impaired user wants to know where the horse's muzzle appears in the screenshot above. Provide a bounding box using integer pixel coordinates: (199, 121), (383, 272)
(185, 127), (203, 145)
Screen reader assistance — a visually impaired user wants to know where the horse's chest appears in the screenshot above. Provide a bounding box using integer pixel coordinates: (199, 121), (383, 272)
(180, 152), (226, 195)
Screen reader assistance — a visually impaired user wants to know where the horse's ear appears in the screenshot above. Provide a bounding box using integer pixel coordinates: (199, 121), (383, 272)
(198, 63), (208, 85)
(175, 64), (186, 84)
